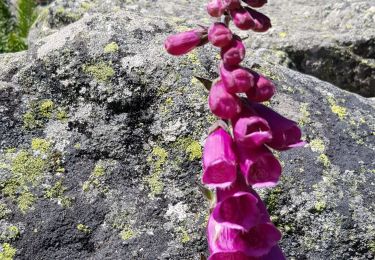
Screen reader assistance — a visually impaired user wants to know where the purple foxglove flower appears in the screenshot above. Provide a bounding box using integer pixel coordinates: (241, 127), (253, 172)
(245, 71), (275, 102)
(243, 0), (268, 8)
(209, 81), (242, 119)
(208, 216), (282, 257)
(233, 115), (273, 148)
(230, 7), (256, 30)
(245, 7), (271, 32)
(207, 0), (225, 17)
(209, 246), (285, 260)
(203, 127), (237, 188)
(221, 0), (241, 10)
(208, 23), (233, 48)
(250, 103), (306, 150)
(212, 191), (260, 231)
(164, 29), (206, 56)
(220, 62), (254, 93)
(237, 145), (282, 188)
(221, 36), (246, 66)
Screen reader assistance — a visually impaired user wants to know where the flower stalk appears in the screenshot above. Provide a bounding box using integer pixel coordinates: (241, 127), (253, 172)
(164, 0), (305, 259)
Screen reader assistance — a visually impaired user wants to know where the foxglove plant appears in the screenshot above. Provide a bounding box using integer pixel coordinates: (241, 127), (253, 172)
(165, 0), (305, 259)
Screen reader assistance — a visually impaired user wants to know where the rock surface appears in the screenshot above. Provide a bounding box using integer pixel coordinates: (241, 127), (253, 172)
(0, 1), (374, 260)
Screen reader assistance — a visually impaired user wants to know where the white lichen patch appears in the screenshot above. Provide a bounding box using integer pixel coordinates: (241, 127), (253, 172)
(165, 202), (188, 222)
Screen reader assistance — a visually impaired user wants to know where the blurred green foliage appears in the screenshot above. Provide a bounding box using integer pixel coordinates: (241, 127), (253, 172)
(0, 0), (38, 53)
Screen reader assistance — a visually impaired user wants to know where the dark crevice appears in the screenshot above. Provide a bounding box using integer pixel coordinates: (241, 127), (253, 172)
(284, 40), (375, 97)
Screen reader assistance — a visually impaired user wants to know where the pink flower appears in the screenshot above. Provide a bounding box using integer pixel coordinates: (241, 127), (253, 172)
(208, 216), (282, 257)
(221, 36), (246, 66)
(237, 145), (282, 188)
(242, 0), (268, 8)
(232, 115), (273, 148)
(209, 81), (242, 119)
(208, 246), (285, 260)
(212, 191), (260, 231)
(220, 62), (255, 93)
(208, 23), (233, 48)
(250, 103), (306, 151)
(202, 127), (237, 188)
(245, 7), (271, 32)
(230, 7), (256, 30)
(245, 71), (275, 102)
(221, 0), (242, 10)
(164, 29), (206, 56)
(207, 0), (225, 17)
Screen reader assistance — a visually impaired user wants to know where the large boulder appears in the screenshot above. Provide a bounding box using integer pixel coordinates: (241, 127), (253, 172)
(0, 5), (374, 260)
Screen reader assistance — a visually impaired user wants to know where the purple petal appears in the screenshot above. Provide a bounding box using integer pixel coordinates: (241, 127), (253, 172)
(209, 81), (242, 120)
(212, 191), (260, 231)
(203, 127), (237, 188)
(230, 7), (256, 30)
(251, 103), (306, 151)
(237, 145), (282, 188)
(208, 23), (233, 48)
(245, 7), (272, 32)
(221, 36), (246, 66)
(164, 30), (204, 56)
(245, 72), (275, 102)
(220, 63), (255, 94)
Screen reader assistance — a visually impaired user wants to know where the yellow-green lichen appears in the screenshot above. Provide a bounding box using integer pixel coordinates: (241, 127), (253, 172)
(82, 162), (107, 193)
(369, 240), (375, 253)
(265, 187), (282, 213)
(31, 138), (51, 154)
(174, 137), (202, 161)
(23, 111), (39, 130)
(83, 62), (115, 82)
(314, 201), (327, 212)
(17, 191), (36, 214)
(104, 42), (119, 53)
(77, 224), (91, 234)
(44, 180), (66, 199)
(299, 103), (310, 126)
(318, 154), (331, 168)
(0, 243), (16, 260)
(0, 203), (10, 219)
(145, 146), (168, 196)
(56, 109), (68, 121)
(39, 100), (54, 118)
(1, 226), (20, 241)
(310, 139), (326, 153)
(120, 226), (135, 241)
(177, 227), (190, 244)
(327, 97), (347, 120)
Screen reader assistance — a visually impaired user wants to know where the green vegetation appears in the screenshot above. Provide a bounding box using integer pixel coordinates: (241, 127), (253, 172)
(0, 0), (38, 53)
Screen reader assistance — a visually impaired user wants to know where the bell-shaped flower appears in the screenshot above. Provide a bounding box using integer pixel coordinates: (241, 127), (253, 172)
(208, 23), (233, 48)
(220, 62), (254, 93)
(164, 29), (206, 56)
(209, 81), (242, 119)
(222, 0), (242, 10)
(207, 0), (225, 17)
(243, 0), (268, 8)
(233, 114), (273, 148)
(245, 7), (271, 32)
(212, 191), (260, 231)
(251, 103), (306, 150)
(203, 127), (237, 188)
(245, 71), (275, 102)
(209, 246), (285, 260)
(237, 145), (282, 188)
(221, 36), (246, 66)
(208, 216), (282, 257)
(230, 7), (256, 30)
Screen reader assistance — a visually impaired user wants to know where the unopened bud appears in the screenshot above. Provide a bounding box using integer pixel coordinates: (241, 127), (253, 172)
(164, 29), (206, 56)
(208, 23), (233, 48)
(220, 36), (246, 66)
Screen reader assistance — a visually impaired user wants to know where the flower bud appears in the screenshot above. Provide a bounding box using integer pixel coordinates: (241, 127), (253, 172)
(202, 127), (237, 188)
(233, 115), (272, 147)
(208, 23), (233, 48)
(209, 81), (242, 119)
(237, 145), (282, 188)
(208, 216), (282, 257)
(245, 7), (271, 32)
(207, 0), (225, 17)
(220, 62), (254, 93)
(221, 36), (246, 66)
(209, 248), (285, 260)
(245, 71), (275, 102)
(212, 191), (260, 231)
(164, 29), (206, 56)
(250, 103), (306, 150)
(243, 0), (268, 8)
(222, 0), (241, 10)
(230, 7), (256, 30)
